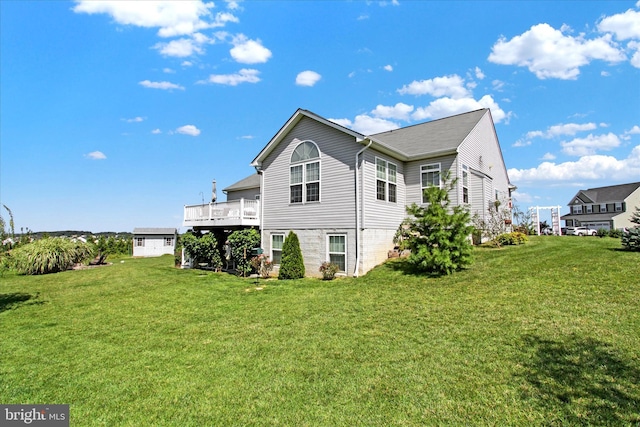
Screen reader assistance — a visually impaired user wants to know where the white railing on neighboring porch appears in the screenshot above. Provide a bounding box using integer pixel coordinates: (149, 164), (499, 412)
(183, 199), (260, 227)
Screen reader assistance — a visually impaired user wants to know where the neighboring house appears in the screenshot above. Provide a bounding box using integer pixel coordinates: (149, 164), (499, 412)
(133, 228), (177, 257)
(561, 182), (640, 231)
(184, 108), (514, 276)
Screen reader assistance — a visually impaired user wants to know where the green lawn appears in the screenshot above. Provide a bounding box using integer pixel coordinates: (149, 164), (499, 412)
(1, 237), (639, 426)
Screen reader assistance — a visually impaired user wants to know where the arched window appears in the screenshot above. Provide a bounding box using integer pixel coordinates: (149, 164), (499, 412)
(290, 141), (320, 203)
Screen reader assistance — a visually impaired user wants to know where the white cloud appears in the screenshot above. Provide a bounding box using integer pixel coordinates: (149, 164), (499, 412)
(625, 125), (640, 135)
(201, 68), (261, 86)
(384, 64), (393, 72)
(73, 1), (217, 38)
(397, 74), (470, 98)
(176, 125), (201, 136)
(488, 23), (626, 79)
(329, 115), (400, 135)
(412, 94), (510, 123)
(371, 103), (414, 121)
(561, 132), (621, 156)
(511, 191), (535, 203)
(163, 68), (175, 74)
(629, 40), (640, 68)
(151, 129), (162, 134)
(86, 151), (106, 160)
(474, 66), (485, 79)
(508, 145), (640, 182)
(541, 152), (556, 160)
(123, 116), (144, 123)
(181, 60), (194, 67)
(527, 122), (598, 139)
(139, 80), (185, 90)
(229, 35), (272, 64)
(295, 70), (322, 87)
(154, 37), (205, 57)
(597, 8), (640, 40)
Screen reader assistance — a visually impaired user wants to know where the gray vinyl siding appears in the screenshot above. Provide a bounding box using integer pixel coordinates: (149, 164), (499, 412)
(457, 112), (510, 200)
(361, 150), (406, 229)
(261, 116), (360, 230)
(405, 155), (457, 206)
(226, 188), (260, 201)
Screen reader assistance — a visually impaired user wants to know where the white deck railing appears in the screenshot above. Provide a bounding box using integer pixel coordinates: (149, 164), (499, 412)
(183, 199), (260, 228)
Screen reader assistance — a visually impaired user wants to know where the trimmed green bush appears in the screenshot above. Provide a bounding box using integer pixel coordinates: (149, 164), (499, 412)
(609, 228), (623, 238)
(622, 227), (640, 251)
(494, 231), (528, 246)
(6, 237), (93, 275)
(596, 228), (608, 238)
(278, 231), (305, 279)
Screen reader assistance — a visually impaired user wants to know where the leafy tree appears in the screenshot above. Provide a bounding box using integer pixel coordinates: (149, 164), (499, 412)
(182, 231), (223, 270)
(398, 174), (473, 275)
(278, 231), (305, 279)
(227, 228), (261, 276)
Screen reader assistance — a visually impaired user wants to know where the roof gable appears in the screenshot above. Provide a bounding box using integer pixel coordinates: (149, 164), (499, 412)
(251, 109), (364, 167)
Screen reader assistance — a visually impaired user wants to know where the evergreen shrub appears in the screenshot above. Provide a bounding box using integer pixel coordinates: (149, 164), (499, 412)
(278, 231), (305, 279)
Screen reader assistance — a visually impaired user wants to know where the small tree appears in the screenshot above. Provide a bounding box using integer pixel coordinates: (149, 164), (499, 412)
(227, 228), (261, 276)
(399, 173), (473, 275)
(472, 195), (514, 244)
(631, 205), (640, 225)
(278, 231), (305, 279)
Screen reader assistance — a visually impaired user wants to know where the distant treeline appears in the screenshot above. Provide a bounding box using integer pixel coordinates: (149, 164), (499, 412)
(21, 231), (134, 239)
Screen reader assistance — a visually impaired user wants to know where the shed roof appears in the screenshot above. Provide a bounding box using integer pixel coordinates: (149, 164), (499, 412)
(133, 228), (177, 235)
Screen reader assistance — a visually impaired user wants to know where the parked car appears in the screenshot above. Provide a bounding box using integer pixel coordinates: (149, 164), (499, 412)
(565, 226), (597, 236)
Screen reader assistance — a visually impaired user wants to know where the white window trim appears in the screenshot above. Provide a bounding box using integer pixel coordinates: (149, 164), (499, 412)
(462, 165), (469, 205)
(586, 205), (593, 213)
(420, 163), (442, 204)
(615, 202), (623, 212)
(271, 233), (285, 265)
(326, 234), (347, 273)
(600, 203), (607, 212)
(290, 141), (321, 204)
(135, 237), (145, 247)
(375, 157), (397, 203)
(573, 205), (583, 214)
(164, 237), (173, 246)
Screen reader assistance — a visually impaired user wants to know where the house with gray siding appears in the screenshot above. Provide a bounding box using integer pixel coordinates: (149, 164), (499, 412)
(561, 182), (640, 230)
(246, 108), (514, 276)
(184, 108), (513, 276)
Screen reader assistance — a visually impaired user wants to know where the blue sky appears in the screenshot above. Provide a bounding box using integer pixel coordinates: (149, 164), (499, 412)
(1, 0), (639, 233)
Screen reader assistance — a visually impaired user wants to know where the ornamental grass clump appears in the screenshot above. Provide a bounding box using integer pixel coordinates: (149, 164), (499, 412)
(7, 237), (93, 275)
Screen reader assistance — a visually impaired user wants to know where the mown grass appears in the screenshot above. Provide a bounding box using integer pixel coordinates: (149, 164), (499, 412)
(1, 237), (639, 426)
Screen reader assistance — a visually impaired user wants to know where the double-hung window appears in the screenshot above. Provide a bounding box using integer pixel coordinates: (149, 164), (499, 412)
(375, 158), (397, 203)
(462, 165), (469, 204)
(271, 234), (284, 265)
(421, 163), (441, 204)
(135, 237), (145, 247)
(586, 205), (593, 214)
(600, 203), (607, 212)
(615, 202), (623, 212)
(290, 141), (320, 204)
(573, 205), (583, 214)
(327, 235), (346, 273)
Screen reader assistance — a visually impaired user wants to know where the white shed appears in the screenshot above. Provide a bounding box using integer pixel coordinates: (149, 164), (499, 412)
(132, 228), (177, 257)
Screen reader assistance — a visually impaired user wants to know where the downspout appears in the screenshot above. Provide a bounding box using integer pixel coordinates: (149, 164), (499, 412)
(354, 139), (372, 277)
(255, 166), (264, 252)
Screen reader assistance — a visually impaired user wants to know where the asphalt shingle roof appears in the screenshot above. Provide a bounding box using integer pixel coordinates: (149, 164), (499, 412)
(369, 109), (488, 159)
(578, 182), (640, 203)
(223, 173), (260, 192)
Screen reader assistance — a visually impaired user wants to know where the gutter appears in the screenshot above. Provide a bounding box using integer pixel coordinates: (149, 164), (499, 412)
(354, 138), (372, 277)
